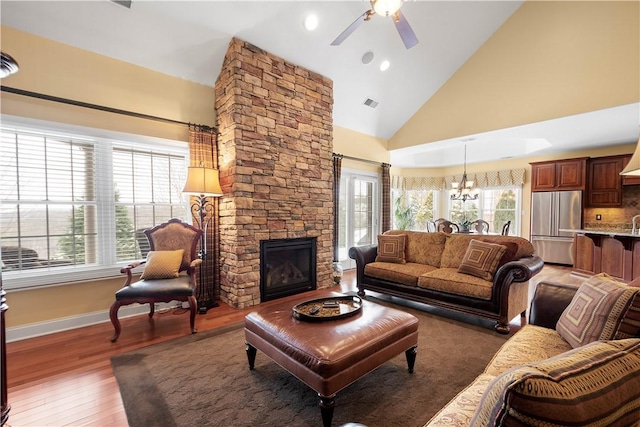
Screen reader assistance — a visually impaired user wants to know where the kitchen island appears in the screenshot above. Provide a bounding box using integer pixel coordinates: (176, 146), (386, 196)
(560, 228), (640, 282)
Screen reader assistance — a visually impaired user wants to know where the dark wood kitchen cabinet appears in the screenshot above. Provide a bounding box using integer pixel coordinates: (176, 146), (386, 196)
(587, 155), (625, 207)
(531, 157), (587, 191)
(530, 158), (587, 191)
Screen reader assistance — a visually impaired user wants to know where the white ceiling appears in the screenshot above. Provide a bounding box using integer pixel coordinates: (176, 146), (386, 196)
(1, 0), (638, 167)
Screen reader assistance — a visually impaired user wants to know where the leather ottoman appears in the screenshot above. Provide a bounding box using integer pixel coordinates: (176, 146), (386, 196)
(244, 292), (419, 427)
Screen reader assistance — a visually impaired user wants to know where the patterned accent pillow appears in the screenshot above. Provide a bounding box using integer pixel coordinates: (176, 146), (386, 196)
(556, 273), (640, 348)
(470, 338), (640, 427)
(141, 249), (185, 279)
(457, 239), (507, 281)
(375, 234), (407, 264)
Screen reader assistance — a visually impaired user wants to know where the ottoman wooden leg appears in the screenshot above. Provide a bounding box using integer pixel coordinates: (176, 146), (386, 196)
(245, 343), (257, 370)
(405, 345), (417, 373)
(319, 394), (335, 427)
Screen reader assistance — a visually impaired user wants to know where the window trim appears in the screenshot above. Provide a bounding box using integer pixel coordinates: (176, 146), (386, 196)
(1, 115), (189, 290)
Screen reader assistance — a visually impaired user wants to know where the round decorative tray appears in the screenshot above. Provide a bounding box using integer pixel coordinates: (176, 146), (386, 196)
(292, 295), (362, 322)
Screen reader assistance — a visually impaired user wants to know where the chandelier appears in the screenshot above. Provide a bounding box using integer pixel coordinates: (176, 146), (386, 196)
(450, 145), (479, 202)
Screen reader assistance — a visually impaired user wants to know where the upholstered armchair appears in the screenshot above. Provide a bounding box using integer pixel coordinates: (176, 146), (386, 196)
(109, 218), (203, 342)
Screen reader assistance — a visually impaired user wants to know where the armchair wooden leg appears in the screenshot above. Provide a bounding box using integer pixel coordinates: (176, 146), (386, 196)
(109, 301), (122, 342)
(148, 303), (155, 318)
(188, 295), (197, 334)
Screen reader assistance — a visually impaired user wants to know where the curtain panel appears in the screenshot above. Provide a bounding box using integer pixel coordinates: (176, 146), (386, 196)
(188, 126), (219, 302)
(332, 154), (343, 262)
(381, 163), (391, 233)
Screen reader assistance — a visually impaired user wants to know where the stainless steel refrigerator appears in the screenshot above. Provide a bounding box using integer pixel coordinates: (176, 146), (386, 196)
(530, 190), (582, 265)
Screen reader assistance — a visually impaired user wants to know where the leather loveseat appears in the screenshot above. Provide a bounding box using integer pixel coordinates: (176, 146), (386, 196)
(348, 230), (544, 333)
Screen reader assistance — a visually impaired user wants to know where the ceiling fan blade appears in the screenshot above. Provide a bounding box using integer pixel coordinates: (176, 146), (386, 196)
(331, 11), (369, 46)
(394, 10), (419, 49)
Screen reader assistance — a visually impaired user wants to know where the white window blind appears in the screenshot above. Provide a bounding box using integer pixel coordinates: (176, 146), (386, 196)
(0, 122), (189, 289)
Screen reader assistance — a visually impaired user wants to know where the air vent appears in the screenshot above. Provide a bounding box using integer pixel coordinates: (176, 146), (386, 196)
(363, 98), (379, 109)
(111, 0), (132, 8)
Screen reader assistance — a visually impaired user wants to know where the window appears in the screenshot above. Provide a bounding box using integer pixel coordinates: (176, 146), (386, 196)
(0, 120), (189, 289)
(338, 170), (379, 269)
(448, 187), (520, 234)
(392, 189), (438, 231)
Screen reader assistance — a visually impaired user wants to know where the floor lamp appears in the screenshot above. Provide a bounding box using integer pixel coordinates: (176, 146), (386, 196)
(183, 166), (223, 314)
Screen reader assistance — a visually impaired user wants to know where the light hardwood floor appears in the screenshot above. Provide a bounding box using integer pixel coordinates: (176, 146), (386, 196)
(5, 265), (583, 426)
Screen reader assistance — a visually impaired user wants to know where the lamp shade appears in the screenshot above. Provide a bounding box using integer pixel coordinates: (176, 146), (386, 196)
(183, 166), (223, 196)
(620, 133), (640, 176)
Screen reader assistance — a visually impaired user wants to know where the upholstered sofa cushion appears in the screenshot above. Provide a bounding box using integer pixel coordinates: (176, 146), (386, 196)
(141, 249), (184, 280)
(457, 240), (507, 281)
(385, 230), (447, 267)
(365, 262), (437, 287)
(470, 338), (640, 426)
(375, 233), (407, 263)
(417, 268), (494, 300)
(440, 234), (535, 269)
(556, 273), (640, 348)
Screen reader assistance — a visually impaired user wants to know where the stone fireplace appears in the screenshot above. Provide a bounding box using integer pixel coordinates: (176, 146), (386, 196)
(214, 38), (334, 308)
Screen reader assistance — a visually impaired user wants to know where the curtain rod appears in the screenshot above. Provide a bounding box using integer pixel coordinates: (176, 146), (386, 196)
(1, 86), (218, 134)
(334, 153), (390, 167)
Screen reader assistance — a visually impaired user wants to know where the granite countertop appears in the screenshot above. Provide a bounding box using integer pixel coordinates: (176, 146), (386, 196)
(559, 228), (640, 238)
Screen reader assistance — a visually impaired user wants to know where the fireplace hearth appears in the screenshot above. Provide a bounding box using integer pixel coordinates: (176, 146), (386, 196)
(260, 237), (317, 301)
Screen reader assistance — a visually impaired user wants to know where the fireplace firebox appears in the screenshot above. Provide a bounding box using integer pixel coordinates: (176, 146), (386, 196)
(260, 237), (317, 301)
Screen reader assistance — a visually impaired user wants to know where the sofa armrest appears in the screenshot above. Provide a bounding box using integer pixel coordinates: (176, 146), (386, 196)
(348, 244), (377, 286)
(529, 281), (579, 329)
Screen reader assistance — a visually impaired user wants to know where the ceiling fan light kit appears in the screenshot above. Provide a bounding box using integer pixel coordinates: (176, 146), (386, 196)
(331, 0), (418, 49)
(373, 0), (403, 17)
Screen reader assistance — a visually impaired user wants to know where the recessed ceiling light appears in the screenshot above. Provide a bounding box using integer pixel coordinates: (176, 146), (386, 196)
(304, 14), (319, 31)
(361, 51), (374, 65)
(380, 60), (390, 71)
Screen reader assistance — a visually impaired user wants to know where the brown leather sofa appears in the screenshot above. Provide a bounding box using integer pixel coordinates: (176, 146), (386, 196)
(348, 231), (544, 333)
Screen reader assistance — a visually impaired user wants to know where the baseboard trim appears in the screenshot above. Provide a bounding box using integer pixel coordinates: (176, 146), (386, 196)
(6, 302), (177, 343)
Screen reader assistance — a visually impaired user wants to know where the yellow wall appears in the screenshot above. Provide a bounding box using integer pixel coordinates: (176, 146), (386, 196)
(391, 1), (640, 149)
(1, 27), (215, 329)
(333, 125), (390, 173)
(0, 26), (215, 141)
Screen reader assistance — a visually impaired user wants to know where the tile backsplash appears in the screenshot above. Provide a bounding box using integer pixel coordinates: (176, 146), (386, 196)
(584, 185), (640, 229)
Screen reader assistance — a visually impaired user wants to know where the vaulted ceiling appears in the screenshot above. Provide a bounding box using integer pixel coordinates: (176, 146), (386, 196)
(1, 1), (638, 167)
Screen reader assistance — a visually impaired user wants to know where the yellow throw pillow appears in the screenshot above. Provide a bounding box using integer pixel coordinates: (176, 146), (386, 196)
(141, 249), (184, 280)
(375, 234), (407, 264)
(457, 239), (506, 281)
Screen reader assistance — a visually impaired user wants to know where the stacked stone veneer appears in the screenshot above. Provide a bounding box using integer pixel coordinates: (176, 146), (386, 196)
(214, 38), (334, 309)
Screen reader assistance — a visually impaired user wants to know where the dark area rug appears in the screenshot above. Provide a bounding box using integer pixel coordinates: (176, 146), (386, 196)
(111, 300), (508, 427)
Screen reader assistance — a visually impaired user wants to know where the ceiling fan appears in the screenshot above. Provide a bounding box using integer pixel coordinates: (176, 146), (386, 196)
(331, 0), (418, 49)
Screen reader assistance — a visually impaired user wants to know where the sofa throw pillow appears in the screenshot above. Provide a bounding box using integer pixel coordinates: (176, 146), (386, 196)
(556, 273), (640, 348)
(481, 240), (518, 270)
(141, 249), (184, 280)
(375, 234), (407, 264)
(470, 338), (640, 427)
(457, 239), (507, 281)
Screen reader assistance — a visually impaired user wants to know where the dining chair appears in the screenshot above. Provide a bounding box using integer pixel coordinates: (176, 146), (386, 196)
(437, 220), (459, 234)
(470, 219), (490, 234)
(501, 220), (512, 236)
(426, 220), (437, 232)
(109, 218), (203, 342)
